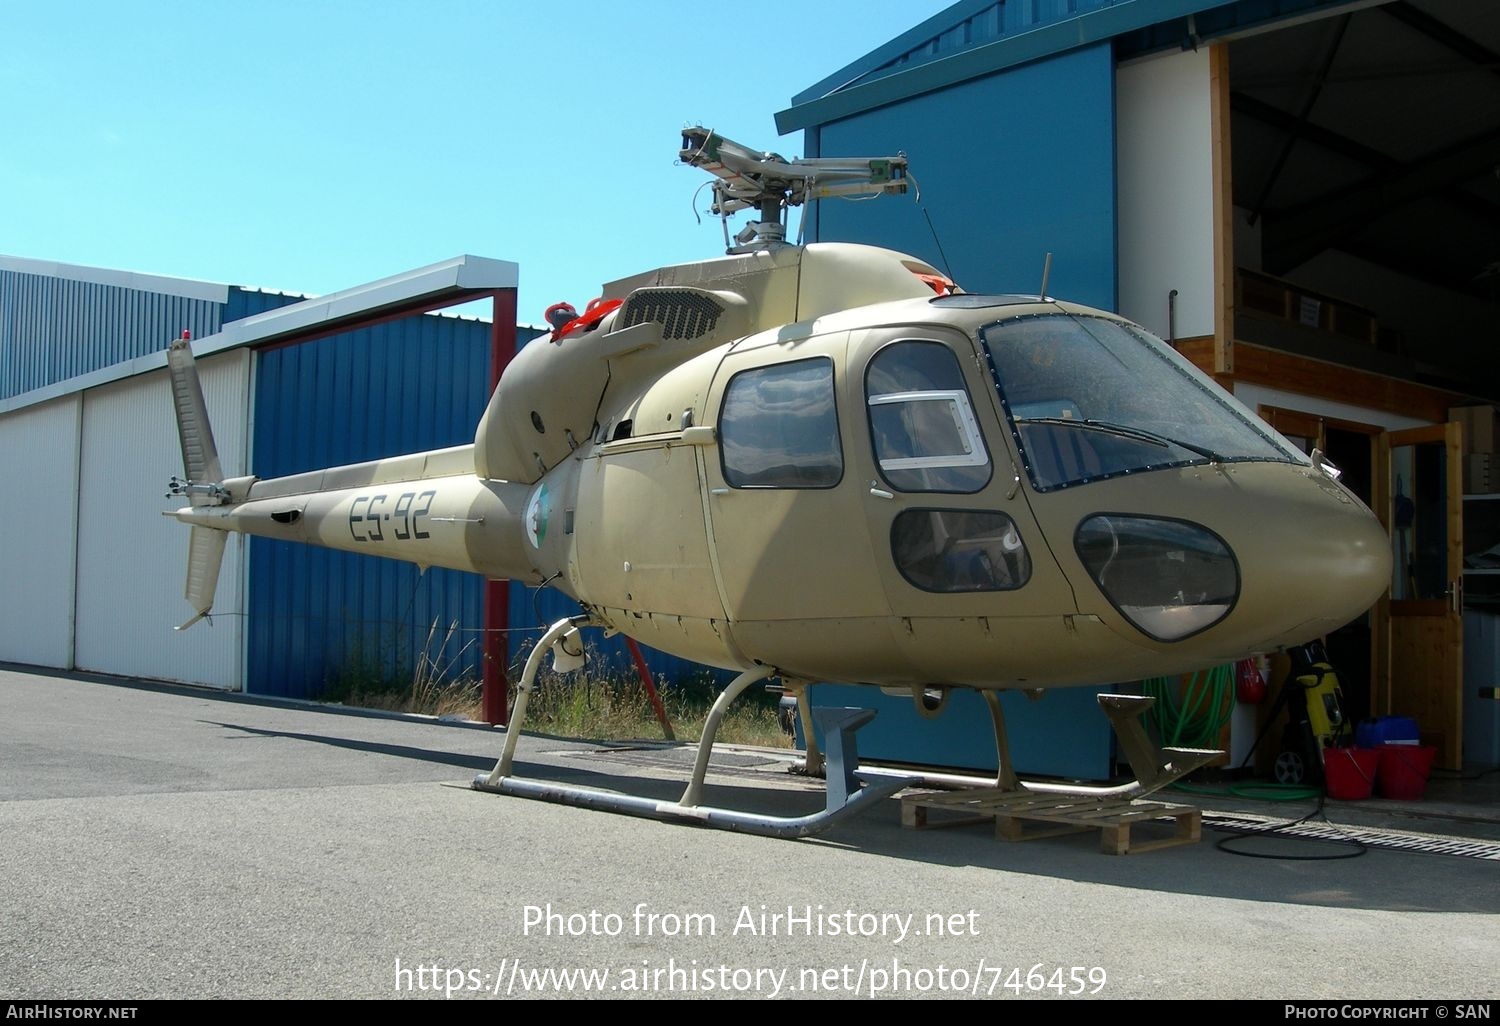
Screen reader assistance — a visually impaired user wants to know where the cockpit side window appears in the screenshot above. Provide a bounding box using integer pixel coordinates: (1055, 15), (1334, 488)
(720, 357), (843, 489)
(865, 340), (992, 493)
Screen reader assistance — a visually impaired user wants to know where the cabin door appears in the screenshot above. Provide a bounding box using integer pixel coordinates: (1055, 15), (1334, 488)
(1375, 422), (1463, 768)
(842, 327), (1078, 686)
(699, 334), (888, 626)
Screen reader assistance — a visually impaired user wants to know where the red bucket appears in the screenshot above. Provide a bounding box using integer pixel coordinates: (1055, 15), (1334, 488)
(1323, 747), (1379, 800)
(1376, 745), (1437, 800)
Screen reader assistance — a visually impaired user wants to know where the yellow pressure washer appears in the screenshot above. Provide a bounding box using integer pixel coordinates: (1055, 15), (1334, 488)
(1241, 641), (1354, 785)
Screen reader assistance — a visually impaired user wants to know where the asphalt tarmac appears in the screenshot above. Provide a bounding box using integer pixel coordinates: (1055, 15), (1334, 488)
(2, 665), (1496, 1001)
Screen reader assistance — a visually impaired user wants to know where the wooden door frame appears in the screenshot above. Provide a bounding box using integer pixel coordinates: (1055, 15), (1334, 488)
(1375, 422), (1464, 767)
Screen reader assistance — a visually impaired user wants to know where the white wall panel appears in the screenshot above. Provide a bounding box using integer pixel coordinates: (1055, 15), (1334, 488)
(74, 350), (249, 688)
(1116, 48), (1216, 340)
(0, 395), (81, 667)
(1235, 381), (1429, 432)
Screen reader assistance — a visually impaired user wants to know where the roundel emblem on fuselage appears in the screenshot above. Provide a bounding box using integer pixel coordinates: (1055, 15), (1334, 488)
(525, 483), (550, 549)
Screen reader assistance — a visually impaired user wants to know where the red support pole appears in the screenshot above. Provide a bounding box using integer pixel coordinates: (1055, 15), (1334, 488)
(626, 636), (675, 741)
(481, 289), (519, 726)
(482, 578), (508, 726)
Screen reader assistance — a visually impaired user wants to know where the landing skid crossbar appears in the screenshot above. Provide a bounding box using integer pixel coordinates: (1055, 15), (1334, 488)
(471, 618), (909, 838)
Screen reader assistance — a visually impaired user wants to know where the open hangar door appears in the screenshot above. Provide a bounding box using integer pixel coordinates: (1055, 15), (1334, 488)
(1224, 0), (1500, 768)
(1227, 0), (1500, 393)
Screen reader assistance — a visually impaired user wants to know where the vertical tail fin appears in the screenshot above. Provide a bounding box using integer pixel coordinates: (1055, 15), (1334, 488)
(167, 336), (230, 631)
(167, 336), (224, 487)
(177, 526), (228, 631)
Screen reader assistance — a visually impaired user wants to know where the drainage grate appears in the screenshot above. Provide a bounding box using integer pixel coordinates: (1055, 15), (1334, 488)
(1203, 813), (1500, 860)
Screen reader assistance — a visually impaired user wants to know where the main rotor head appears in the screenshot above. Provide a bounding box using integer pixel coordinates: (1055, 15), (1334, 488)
(679, 127), (909, 252)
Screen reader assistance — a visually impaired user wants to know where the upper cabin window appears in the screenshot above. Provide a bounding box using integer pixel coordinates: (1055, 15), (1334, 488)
(720, 358), (843, 488)
(865, 340), (991, 493)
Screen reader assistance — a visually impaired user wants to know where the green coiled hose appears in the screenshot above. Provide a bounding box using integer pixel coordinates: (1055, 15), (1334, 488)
(1142, 662), (1234, 749)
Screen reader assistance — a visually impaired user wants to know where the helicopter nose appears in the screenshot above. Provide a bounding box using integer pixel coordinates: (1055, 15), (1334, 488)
(1232, 473), (1391, 649)
(1070, 472), (1391, 650)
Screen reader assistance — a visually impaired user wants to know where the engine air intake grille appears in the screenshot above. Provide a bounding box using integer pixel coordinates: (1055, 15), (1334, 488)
(621, 289), (724, 340)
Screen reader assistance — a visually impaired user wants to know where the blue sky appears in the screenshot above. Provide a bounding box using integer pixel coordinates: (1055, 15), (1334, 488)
(3, 1), (943, 323)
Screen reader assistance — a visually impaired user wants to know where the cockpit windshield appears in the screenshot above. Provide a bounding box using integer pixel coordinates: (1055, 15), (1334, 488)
(980, 314), (1302, 491)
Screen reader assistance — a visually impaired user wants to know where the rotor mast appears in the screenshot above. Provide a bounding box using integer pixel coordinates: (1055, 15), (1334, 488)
(679, 127), (910, 252)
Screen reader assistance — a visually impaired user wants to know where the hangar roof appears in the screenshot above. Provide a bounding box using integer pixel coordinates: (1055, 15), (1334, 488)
(0, 254), (517, 416)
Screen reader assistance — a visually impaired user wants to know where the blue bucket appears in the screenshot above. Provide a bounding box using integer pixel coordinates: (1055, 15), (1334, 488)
(1356, 716), (1419, 749)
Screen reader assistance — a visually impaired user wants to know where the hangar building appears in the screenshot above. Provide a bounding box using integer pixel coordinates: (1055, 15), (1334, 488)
(0, 254), (671, 705)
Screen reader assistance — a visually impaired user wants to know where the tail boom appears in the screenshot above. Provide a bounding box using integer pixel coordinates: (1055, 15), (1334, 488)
(172, 472), (533, 581)
(167, 337), (536, 629)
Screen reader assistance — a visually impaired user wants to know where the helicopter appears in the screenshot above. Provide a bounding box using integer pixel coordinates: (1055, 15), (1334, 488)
(165, 128), (1392, 837)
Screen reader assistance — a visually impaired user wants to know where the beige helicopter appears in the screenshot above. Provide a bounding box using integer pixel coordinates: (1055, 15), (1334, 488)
(166, 129), (1390, 836)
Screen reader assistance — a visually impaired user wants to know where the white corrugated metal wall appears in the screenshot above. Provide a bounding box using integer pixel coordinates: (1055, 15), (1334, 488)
(73, 350), (250, 688)
(0, 394), (82, 668)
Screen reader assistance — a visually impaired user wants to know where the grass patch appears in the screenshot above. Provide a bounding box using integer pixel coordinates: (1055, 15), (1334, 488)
(319, 619), (484, 720)
(321, 626), (791, 749)
(523, 669), (790, 748)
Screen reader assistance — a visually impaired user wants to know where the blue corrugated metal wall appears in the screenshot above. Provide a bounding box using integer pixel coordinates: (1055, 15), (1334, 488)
(225, 288), (306, 323)
(847, 0), (1104, 86)
(240, 315), (718, 700)
(246, 314), (499, 699)
(816, 42), (1118, 311)
(0, 269), (223, 399)
(793, 0), (1116, 107)
(247, 315), (715, 699)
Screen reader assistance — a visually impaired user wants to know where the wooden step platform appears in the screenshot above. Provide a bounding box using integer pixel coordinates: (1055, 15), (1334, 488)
(901, 788), (1202, 856)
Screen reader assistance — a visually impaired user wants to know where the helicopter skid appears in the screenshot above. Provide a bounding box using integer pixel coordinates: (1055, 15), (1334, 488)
(470, 765), (908, 840)
(471, 705), (910, 839)
(473, 618), (913, 838)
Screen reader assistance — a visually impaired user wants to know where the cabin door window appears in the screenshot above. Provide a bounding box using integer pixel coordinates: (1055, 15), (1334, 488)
(862, 339), (1033, 595)
(864, 340), (992, 493)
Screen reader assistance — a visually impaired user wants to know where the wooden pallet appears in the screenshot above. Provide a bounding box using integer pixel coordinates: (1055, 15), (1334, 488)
(901, 788), (1202, 856)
